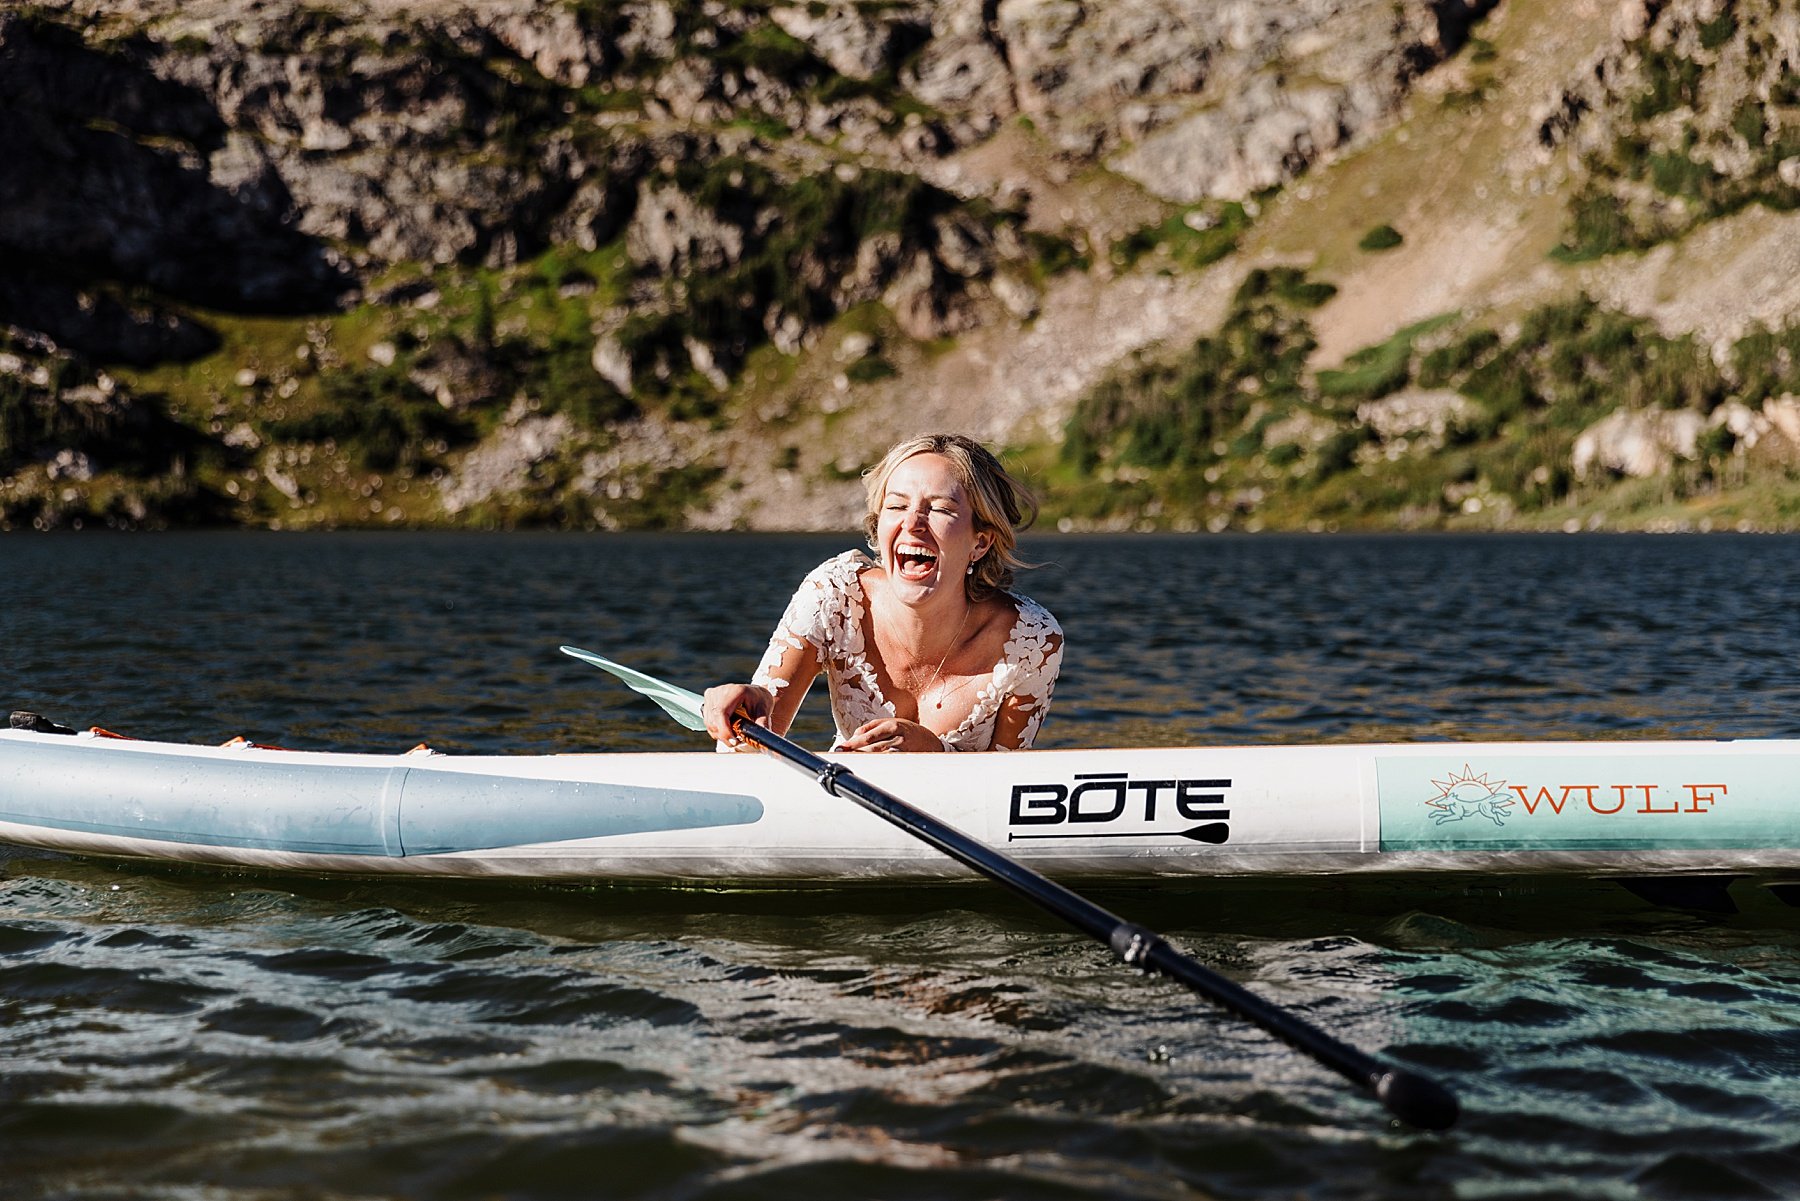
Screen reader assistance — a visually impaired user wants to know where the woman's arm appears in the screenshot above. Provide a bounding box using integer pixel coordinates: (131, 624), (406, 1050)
(990, 627), (1064, 750)
(703, 636), (818, 749)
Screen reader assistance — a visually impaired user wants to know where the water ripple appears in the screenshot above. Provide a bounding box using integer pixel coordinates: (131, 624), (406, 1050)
(5, 534), (1800, 1198)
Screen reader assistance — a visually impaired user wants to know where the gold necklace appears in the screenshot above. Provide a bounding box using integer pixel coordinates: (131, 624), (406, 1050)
(921, 605), (972, 709)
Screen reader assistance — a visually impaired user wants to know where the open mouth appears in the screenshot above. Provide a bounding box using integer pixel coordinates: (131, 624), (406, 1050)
(894, 545), (939, 581)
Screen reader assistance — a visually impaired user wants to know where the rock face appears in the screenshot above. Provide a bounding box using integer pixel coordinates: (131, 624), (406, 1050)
(909, 0), (1501, 201)
(26, 0), (1780, 534)
(0, 12), (353, 361)
(438, 403), (574, 516)
(1535, 0), (1800, 255)
(2, 0), (1497, 373)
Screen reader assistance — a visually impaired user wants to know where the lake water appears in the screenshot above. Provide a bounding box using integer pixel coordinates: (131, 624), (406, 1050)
(4, 532), (1800, 1199)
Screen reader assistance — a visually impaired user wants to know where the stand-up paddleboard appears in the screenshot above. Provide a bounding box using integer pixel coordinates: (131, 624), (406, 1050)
(3, 724), (1797, 884)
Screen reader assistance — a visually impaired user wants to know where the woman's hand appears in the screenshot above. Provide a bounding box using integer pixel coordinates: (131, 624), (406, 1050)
(703, 683), (773, 749)
(838, 716), (947, 753)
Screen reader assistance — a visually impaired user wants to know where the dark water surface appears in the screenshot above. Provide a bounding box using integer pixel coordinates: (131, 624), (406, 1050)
(4, 532), (1800, 1199)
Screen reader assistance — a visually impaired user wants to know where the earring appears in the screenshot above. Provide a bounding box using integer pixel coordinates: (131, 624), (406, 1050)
(966, 563), (974, 575)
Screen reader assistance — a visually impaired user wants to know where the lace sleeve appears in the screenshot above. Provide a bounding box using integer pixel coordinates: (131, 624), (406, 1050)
(983, 597), (1065, 751)
(749, 552), (863, 701)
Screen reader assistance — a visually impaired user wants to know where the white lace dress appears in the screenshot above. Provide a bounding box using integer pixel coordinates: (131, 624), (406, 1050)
(751, 550), (1064, 751)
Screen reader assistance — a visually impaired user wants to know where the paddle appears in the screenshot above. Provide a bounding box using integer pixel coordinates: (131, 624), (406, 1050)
(560, 645), (1459, 1131)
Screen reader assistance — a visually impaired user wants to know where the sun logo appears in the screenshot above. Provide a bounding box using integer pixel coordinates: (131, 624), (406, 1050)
(1424, 765), (1515, 827)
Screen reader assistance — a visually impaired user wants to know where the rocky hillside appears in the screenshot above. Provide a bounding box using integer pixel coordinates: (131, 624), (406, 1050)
(2, 0), (1798, 532)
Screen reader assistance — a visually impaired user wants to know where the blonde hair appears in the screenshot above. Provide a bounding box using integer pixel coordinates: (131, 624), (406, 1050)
(861, 433), (1039, 601)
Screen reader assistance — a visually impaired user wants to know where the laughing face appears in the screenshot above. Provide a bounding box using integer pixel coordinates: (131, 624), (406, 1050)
(875, 452), (993, 604)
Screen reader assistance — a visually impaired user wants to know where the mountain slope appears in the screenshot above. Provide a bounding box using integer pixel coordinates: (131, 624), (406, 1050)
(2, 0), (1797, 532)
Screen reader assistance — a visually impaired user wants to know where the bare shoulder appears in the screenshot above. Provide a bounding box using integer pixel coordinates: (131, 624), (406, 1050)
(972, 593), (1020, 636)
(970, 593), (1054, 655)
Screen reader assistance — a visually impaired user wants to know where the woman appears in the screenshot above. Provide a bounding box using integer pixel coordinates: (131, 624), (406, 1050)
(702, 433), (1063, 752)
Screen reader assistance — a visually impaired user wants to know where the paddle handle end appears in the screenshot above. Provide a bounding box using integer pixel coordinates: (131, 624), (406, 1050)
(1375, 1068), (1459, 1131)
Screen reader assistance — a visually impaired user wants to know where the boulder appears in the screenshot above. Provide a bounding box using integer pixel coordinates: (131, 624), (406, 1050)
(1710, 401), (1769, 450)
(769, 3), (930, 80)
(590, 330), (636, 397)
(932, 211), (997, 277)
(991, 270), (1042, 320)
(1765, 395), (1800, 446)
(408, 341), (505, 412)
(997, 0), (1213, 118)
(1109, 79), (1354, 203)
(1571, 408), (1705, 479)
(903, 0), (1017, 139)
(625, 180), (746, 275)
(490, 7), (605, 88)
(883, 251), (979, 341)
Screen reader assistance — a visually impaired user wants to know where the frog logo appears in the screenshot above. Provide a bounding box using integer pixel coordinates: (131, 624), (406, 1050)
(1424, 765), (1515, 827)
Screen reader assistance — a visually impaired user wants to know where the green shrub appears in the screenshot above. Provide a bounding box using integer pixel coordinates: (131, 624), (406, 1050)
(518, 335), (637, 429)
(1419, 328), (1500, 387)
(715, 23), (819, 77)
(1315, 316), (1454, 401)
(1630, 47), (1702, 120)
(0, 373), (42, 468)
(1731, 323), (1800, 404)
(1236, 266), (1337, 309)
(266, 363), (469, 471)
(1317, 339), (1412, 400)
(1358, 224), (1404, 251)
(1698, 11), (1737, 50)
(1310, 427), (1371, 482)
(1113, 204), (1251, 272)
(1731, 100), (1767, 147)
(1647, 150), (1720, 198)
(1025, 230), (1087, 276)
(1063, 269), (1322, 473)
(1554, 191), (1634, 261)
(845, 355), (897, 383)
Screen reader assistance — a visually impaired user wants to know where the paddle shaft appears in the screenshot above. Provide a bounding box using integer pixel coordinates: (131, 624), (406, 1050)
(735, 720), (1458, 1131)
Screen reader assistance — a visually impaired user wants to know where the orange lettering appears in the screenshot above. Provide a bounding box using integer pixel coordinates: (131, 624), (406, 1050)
(1682, 784), (1726, 814)
(1511, 785), (1571, 815)
(1593, 787), (1630, 815)
(1635, 785), (1679, 814)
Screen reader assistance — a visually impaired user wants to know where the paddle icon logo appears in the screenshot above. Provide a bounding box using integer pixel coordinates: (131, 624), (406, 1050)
(1423, 765), (1515, 827)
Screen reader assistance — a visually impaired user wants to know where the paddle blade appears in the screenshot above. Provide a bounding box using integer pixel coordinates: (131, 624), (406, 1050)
(560, 645), (707, 732)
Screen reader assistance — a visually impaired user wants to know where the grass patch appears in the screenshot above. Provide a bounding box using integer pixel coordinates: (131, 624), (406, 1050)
(1316, 314), (1456, 401)
(1112, 203), (1252, 272)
